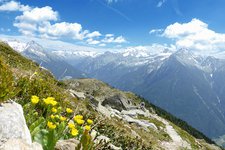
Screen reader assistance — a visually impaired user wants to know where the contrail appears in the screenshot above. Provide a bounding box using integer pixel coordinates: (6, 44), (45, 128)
(96, 0), (132, 22)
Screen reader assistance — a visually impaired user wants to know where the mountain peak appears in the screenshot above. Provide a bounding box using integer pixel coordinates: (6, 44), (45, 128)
(122, 46), (149, 58)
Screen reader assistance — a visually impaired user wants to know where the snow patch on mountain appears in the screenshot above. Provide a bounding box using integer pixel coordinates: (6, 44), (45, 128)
(52, 50), (100, 58)
(6, 40), (26, 53)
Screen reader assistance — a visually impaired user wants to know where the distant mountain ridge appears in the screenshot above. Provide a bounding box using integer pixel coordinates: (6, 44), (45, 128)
(61, 47), (225, 140)
(5, 40), (86, 79)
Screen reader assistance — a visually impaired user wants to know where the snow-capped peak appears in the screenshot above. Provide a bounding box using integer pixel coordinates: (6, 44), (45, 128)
(6, 39), (27, 53)
(24, 40), (47, 57)
(52, 50), (100, 58)
(122, 46), (149, 57)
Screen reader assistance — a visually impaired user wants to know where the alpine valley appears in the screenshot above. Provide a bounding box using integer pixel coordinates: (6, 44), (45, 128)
(4, 39), (225, 147)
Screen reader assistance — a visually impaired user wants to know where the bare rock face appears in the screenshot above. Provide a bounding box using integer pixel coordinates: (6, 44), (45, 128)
(0, 102), (43, 150)
(0, 102), (32, 146)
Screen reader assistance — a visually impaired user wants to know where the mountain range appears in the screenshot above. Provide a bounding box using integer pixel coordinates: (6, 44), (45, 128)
(1, 40), (222, 149)
(5, 40), (85, 79)
(4, 39), (225, 145)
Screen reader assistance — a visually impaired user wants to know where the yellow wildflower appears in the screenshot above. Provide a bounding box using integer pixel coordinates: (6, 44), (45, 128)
(51, 100), (57, 106)
(51, 107), (57, 113)
(66, 108), (73, 114)
(68, 122), (75, 129)
(43, 97), (57, 106)
(43, 98), (51, 105)
(50, 114), (55, 119)
(74, 115), (83, 120)
(60, 116), (66, 121)
(84, 125), (91, 131)
(75, 119), (85, 125)
(87, 119), (93, 125)
(71, 128), (78, 136)
(55, 115), (59, 119)
(47, 121), (56, 129)
(31, 95), (39, 104)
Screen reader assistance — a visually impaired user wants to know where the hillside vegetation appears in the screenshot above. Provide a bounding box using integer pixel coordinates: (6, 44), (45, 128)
(0, 41), (222, 150)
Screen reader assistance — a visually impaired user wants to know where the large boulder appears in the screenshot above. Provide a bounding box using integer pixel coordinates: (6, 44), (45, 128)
(102, 94), (131, 111)
(0, 102), (42, 150)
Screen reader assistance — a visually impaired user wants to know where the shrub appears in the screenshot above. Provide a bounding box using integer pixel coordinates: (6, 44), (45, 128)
(0, 58), (15, 102)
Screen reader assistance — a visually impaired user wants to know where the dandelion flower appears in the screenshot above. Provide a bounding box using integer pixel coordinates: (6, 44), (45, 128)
(66, 108), (73, 114)
(31, 95), (39, 104)
(74, 115), (83, 120)
(51, 107), (57, 113)
(51, 100), (57, 106)
(43, 97), (57, 106)
(87, 119), (93, 125)
(76, 119), (85, 125)
(84, 125), (91, 131)
(50, 114), (55, 119)
(68, 122), (75, 129)
(71, 128), (78, 136)
(60, 116), (66, 121)
(47, 121), (56, 129)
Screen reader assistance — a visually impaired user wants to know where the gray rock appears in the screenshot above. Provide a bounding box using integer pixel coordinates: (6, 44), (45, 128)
(95, 135), (110, 144)
(102, 94), (130, 111)
(121, 109), (150, 117)
(122, 115), (157, 130)
(0, 139), (42, 150)
(55, 139), (79, 150)
(108, 143), (122, 150)
(0, 102), (32, 146)
(69, 89), (85, 99)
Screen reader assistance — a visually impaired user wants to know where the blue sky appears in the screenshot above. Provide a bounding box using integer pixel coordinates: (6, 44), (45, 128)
(1, 0), (225, 55)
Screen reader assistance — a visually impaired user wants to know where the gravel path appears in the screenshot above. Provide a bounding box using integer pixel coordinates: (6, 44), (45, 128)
(152, 114), (191, 150)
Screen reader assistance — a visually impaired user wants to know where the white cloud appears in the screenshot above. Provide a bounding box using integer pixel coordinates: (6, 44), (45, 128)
(102, 35), (126, 43)
(13, 6), (88, 40)
(15, 6), (58, 23)
(149, 29), (163, 35)
(87, 38), (100, 45)
(0, 1), (30, 11)
(161, 18), (225, 55)
(99, 43), (106, 47)
(1, 1), (127, 47)
(86, 31), (101, 38)
(157, 0), (167, 8)
(38, 22), (85, 40)
(106, 34), (114, 37)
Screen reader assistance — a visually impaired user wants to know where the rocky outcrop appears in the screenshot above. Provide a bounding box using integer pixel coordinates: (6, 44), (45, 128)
(102, 94), (131, 111)
(0, 102), (42, 150)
